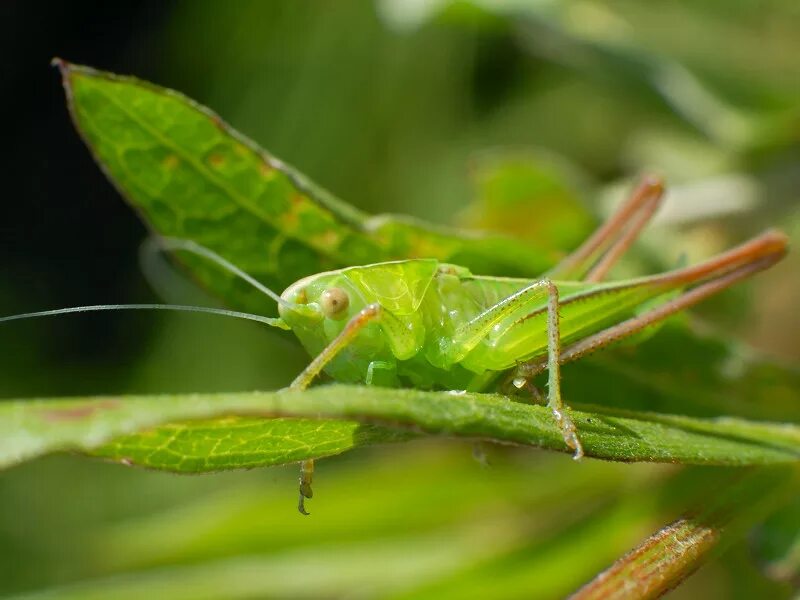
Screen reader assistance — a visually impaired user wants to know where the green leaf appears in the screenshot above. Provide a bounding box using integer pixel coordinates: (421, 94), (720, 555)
(571, 467), (800, 600)
(459, 149), (595, 250)
(1, 386), (799, 473)
(58, 61), (560, 314)
(94, 418), (414, 472)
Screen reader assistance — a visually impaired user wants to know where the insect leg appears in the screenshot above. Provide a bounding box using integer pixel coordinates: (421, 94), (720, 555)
(290, 304), (383, 391)
(449, 277), (584, 457)
(518, 230), (788, 378)
(548, 176), (664, 282)
(544, 281), (583, 459)
(516, 181), (664, 419)
(289, 304), (383, 515)
(298, 460), (314, 515)
(510, 177), (664, 402)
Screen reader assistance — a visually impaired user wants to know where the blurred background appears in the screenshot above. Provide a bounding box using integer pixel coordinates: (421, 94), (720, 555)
(0, 1), (798, 598)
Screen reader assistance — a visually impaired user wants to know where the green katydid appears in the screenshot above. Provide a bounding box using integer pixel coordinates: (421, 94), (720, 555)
(0, 178), (788, 515)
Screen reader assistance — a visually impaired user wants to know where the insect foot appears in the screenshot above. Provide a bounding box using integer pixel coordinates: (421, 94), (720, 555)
(553, 408), (584, 461)
(298, 459), (314, 516)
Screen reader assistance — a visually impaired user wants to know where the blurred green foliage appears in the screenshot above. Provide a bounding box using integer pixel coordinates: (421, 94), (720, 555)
(1, 1), (799, 598)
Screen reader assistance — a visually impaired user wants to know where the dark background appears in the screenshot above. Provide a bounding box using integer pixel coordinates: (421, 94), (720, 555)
(1, 2), (173, 377)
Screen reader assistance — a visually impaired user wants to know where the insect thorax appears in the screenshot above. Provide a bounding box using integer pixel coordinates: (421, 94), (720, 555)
(281, 260), (535, 391)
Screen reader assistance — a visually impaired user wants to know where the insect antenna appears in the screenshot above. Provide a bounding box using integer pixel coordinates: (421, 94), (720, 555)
(0, 237), (314, 328)
(149, 237), (302, 312)
(0, 304), (289, 329)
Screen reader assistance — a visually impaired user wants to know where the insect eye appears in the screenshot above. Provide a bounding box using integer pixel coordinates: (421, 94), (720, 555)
(320, 287), (350, 319)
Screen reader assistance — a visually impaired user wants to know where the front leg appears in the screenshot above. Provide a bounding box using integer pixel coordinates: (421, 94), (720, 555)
(290, 304), (384, 515)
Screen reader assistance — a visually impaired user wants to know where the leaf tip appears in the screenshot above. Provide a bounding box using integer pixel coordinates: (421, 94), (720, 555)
(51, 57), (78, 95)
(50, 56), (70, 73)
(51, 58), (96, 88)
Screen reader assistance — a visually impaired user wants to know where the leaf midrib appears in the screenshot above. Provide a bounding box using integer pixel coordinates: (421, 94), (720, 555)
(84, 78), (344, 260)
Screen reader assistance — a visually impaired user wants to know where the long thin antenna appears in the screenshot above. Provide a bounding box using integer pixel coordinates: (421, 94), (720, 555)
(0, 304), (289, 329)
(147, 237), (299, 311)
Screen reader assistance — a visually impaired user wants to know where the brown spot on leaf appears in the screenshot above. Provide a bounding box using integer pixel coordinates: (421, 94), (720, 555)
(207, 153), (225, 168)
(281, 208), (299, 229)
(42, 399), (121, 422)
(162, 154), (180, 170)
(312, 229), (342, 249)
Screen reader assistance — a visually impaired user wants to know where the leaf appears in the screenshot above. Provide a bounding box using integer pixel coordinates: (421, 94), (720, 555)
(570, 467), (800, 600)
(94, 418), (414, 472)
(57, 61), (560, 314)
(459, 149), (595, 250)
(1, 385), (799, 473)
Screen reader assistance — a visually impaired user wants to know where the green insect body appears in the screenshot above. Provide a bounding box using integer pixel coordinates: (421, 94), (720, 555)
(278, 260), (682, 392)
(268, 177), (788, 514)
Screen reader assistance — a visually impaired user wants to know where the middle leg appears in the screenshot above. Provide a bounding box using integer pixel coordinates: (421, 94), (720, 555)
(543, 280), (583, 459)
